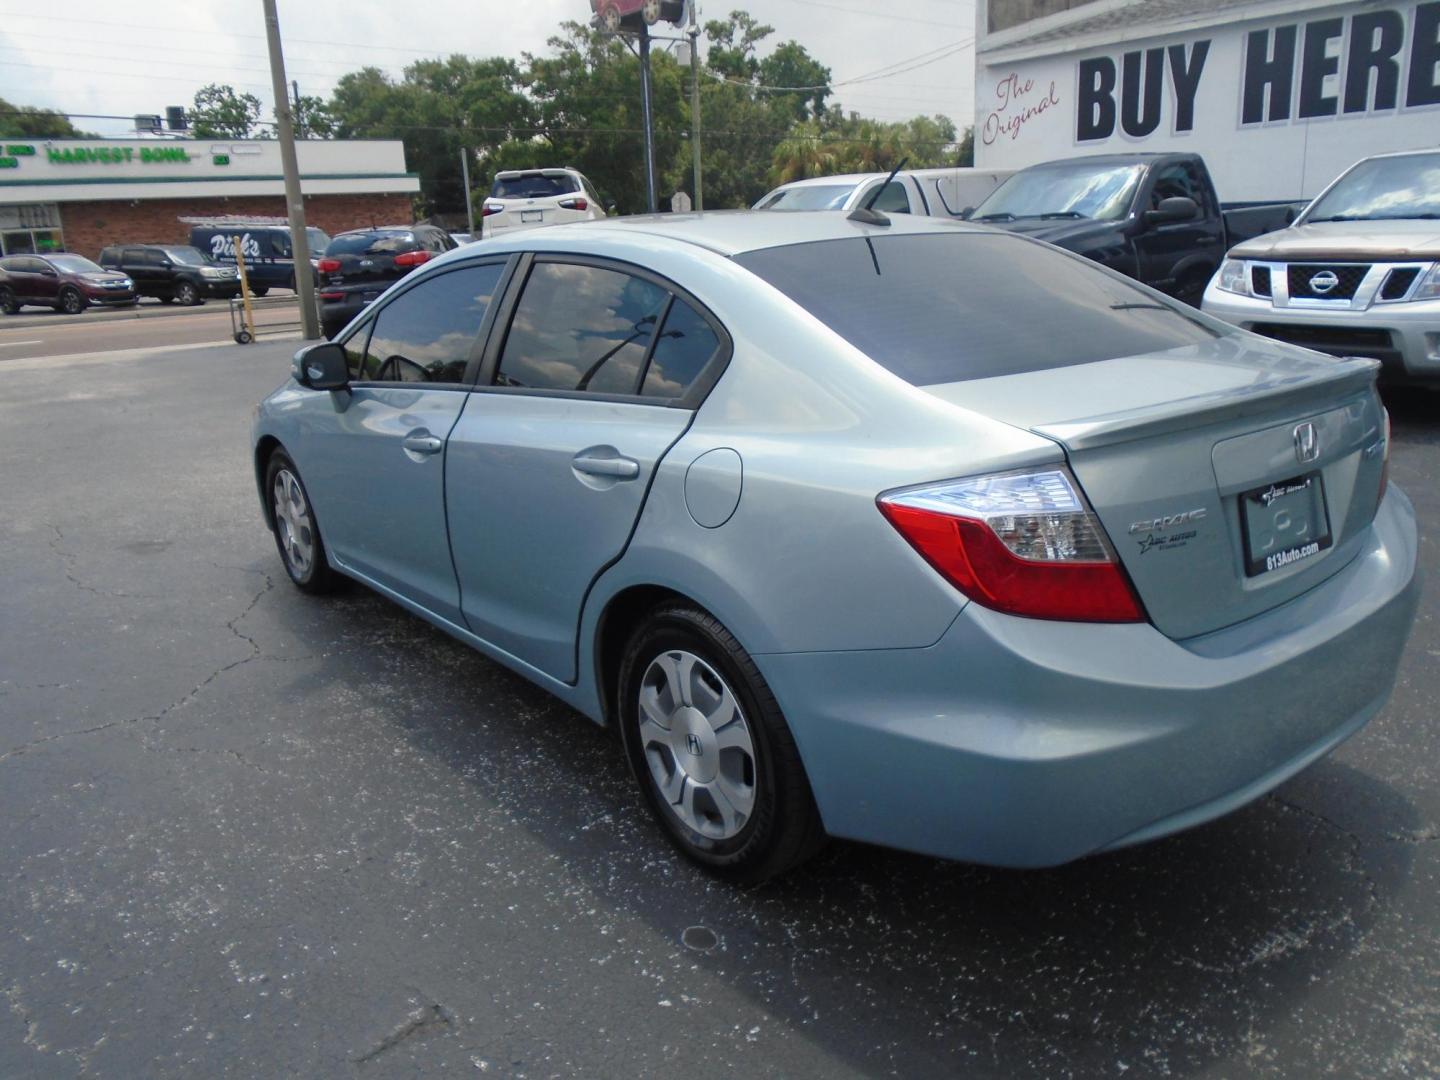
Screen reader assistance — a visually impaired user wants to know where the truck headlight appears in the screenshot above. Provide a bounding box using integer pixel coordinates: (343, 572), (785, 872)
(1216, 259), (1251, 296)
(1414, 263), (1440, 301)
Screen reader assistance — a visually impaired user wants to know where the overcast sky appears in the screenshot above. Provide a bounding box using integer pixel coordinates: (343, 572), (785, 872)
(0, 0), (975, 139)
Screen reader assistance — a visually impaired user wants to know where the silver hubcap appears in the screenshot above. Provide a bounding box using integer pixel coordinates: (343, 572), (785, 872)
(639, 650), (757, 841)
(272, 469), (315, 576)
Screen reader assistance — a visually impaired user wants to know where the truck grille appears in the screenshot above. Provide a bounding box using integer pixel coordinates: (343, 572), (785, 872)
(1379, 267), (1419, 300)
(1250, 266), (1272, 297)
(1287, 264), (1368, 300)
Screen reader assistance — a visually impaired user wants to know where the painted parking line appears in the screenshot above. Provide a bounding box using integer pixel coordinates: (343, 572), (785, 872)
(0, 340), (43, 347)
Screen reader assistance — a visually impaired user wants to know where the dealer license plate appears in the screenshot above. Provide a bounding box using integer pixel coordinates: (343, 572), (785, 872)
(1240, 472), (1332, 577)
(521, 209), (544, 222)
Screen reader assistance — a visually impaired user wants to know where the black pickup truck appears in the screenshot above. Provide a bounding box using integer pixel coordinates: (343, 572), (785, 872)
(965, 153), (1299, 305)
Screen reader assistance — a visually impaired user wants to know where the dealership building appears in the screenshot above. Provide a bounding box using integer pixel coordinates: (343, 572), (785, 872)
(974, 0), (1440, 201)
(0, 138), (419, 258)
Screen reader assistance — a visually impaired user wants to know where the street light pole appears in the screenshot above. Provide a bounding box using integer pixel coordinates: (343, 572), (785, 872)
(638, 23), (658, 214)
(262, 0), (320, 340)
(689, 10), (703, 211)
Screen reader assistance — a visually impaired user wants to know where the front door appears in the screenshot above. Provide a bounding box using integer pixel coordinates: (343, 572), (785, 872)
(446, 257), (724, 682)
(1133, 160), (1223, 294)
(305, 260), (509, 623)
(28, 258), (61, 305)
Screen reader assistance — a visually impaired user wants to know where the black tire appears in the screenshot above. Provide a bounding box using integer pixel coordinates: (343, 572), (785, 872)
(617, 604), (826, 883)
(0, 287), (18, 315)
(1172, 268), (1210, 308)
(176, 280), (201, 306)
(235, 329), (253, 345)
(250, 286), (270, 298)
(263, 450), (339, 594)
(59, 287), (86, 315)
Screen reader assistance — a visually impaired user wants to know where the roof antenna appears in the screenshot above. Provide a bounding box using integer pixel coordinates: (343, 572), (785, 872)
(848, 157), (908, 227)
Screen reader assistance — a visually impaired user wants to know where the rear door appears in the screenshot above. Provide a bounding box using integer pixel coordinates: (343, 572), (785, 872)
(310, 259), (512, 623)
(445, 255), (727, 681)
(29, 258), (61, 304)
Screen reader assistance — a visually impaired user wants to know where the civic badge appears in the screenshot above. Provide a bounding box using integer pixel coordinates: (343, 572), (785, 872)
(1294, 421), (1320, 464)
(1308, 270), (1339, 294)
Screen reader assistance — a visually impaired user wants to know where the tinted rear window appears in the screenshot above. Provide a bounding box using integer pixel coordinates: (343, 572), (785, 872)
(733, 233), (1222, 385)
(327, 232), (417, 256)
(492, 174), (578, 199)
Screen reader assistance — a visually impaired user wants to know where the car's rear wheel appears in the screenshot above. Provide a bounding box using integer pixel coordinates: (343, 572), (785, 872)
(158, 296), (174, 304)
(617, 604), (825, 883)
(599, 2), (621, 30)
(59, 287), (85, 315)
(176, 280), (201, 306)
(0, 287), (18, 314)
(250, 285), (270, 298)
(265, 450), (339, 594)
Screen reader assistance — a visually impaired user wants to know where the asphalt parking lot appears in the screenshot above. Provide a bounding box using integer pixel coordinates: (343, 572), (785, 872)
(1, 340), (1436, 1078)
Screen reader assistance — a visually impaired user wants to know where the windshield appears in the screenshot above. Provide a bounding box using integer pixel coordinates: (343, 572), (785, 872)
(492, 174), (578, 199)
(307, 228), (330, 255)
(735, 233), (1221, 386)
(970, 163), (1143, 222)
(47, 254), (104, 273)
(162, 246), (211, 266)
(1304, 152), (1440, 222)
(755, 184), (857, 211)
(326, 231), (417, 256)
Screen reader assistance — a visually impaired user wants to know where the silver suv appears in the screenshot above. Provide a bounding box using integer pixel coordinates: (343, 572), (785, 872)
(1202, 149), (1440, 385)
(481, 167), (609, 238)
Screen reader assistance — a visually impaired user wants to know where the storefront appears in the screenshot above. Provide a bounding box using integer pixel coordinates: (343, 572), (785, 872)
(973, 0), (1440, 202)
(0, 138), (420, 257)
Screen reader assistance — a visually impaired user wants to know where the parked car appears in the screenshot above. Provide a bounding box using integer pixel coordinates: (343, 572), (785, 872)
(449, 232), (475, 246)
(754, 168), (1012, 219)
(966, 153), (1299, 305)
(315, 224), (457, 339)
(0, 252), (136, 314)
(187, 223), (330, 296)
(481, 168), (609, 238)
(590, 0), (683, 31)
(1202, 149), (1440, 385)
(98, 244), (240, 306)
(252, 212), (1418, 882)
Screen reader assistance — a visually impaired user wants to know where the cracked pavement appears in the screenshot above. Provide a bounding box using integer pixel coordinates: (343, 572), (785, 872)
(0, 340), (1436, 1078)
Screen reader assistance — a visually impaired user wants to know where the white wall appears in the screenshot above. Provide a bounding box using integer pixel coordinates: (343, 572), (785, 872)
(974, 0), (1440, 201)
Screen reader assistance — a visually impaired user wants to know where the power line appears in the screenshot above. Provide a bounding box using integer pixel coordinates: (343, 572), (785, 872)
(776, 0), (970, 30)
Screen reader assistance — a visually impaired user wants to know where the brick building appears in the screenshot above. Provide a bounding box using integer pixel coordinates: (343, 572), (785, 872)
(0, 138), (419, 258)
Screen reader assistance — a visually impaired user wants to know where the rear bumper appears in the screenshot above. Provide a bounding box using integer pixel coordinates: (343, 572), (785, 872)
(1202, 283), (1440, 383)
(755, 486), (1420, 868)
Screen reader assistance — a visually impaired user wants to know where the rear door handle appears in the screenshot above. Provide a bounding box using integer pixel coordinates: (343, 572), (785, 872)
(573, 454), (640, 479)
(402, 433), (444, 456)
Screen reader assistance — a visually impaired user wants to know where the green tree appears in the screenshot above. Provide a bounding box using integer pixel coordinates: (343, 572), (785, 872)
(0, 97), (93, 138)
(292, 95), (335, 139)
(191, 84), (265, 139)
(769, 114), (960, 186)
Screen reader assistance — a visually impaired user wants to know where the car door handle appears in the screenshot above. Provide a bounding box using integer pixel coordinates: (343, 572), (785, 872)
(573, 454), (640, 479)
(402, 433), (444, 455)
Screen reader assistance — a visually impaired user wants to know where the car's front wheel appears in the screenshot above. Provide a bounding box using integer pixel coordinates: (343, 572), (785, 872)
(58, 287), (85, 315)
(176, 280), (201, 306)
(617, 604), (825, 883)
(264, 450), (339, 594)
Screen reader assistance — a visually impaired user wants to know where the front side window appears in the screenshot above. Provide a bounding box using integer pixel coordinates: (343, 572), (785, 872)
(359, 262), (506, 384)
(869, 181), (912, 214)
(1149, 162), (1203, 211)
(496, 263), (668, 394)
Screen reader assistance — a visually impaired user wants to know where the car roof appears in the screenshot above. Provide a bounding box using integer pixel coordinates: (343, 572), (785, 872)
(477, 208), (985, 258)
(770, 173), (885, 190)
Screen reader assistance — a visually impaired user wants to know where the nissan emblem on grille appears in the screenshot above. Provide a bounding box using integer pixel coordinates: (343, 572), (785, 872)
(1308, 270), (1339, 294)
(1294, 421), (1320, 463)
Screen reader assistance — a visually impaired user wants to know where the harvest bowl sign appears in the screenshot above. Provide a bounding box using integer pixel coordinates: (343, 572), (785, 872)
(46, 146), (193, 164)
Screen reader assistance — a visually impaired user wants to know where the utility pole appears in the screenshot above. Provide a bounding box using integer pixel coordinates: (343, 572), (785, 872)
(638, 23), (657, 214)
(689, 6), (703, 211)
(262, 0), (320, 340)
(460, 148), (476, 236)
(291, 79), (300, 134)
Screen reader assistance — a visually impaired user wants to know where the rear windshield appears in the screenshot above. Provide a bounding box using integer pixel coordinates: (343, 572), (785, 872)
(326, 231), (417, 256)
(756, 184), (856, 210)
(492, 174), (578, 199)
(734, 233), (1222, 385)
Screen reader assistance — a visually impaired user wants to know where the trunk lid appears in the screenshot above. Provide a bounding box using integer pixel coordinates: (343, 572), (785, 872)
(924, 337), (1386, 639)
(323, 232), (421, 288)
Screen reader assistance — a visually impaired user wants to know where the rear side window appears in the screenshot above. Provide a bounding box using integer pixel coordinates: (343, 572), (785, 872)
(327, 232), (417, 256)
(492, 174), (578, 199)
(869, 181), (912, 214)
(734, 233), (1222, 385)
(495, 263), (668, 394)
(359, 263), (506, 383)
(643, 299), (719, 398)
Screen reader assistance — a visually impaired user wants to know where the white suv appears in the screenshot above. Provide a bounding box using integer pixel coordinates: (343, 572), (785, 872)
(481, 168), (609, 237)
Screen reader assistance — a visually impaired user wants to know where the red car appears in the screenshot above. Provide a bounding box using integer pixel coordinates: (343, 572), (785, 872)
(591, 0), (683, 31)
(0, 252), (137, 314)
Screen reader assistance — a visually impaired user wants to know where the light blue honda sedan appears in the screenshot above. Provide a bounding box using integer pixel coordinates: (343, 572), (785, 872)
(252, 211), (1419, 881)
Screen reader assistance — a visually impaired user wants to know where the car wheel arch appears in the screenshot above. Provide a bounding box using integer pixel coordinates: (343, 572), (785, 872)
(254, 435), (284, 529)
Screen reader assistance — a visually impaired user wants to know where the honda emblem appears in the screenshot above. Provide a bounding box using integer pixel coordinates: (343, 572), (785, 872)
(1293, 421), (1320, 464)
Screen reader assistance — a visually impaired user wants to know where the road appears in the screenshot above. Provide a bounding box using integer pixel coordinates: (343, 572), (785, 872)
(0, 298), (305, 359)
(0, 339), (1437, 1078)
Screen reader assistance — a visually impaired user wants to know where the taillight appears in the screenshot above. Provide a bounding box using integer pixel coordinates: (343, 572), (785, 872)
(558, 197), (588, 211)
(317, 258), (340, 273)
(394, 250), (433, 268)
(1377, 407), (1391, 511)
(878, 467), (1145, 623)
(482, 202), (504, 216)
(318, 291), (344, 301)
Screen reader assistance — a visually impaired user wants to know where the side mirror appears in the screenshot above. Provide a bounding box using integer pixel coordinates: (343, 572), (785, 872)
(1144, 195), (1199, 226)
(958, 206), (975, 220)
(293, 341), (349, 391)
(39, 265), (57, 277)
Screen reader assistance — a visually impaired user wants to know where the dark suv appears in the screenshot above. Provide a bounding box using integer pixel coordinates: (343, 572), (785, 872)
(98, 244), (241, 305)
(0, 253), (136, 314)
(316, 224), (456, 338)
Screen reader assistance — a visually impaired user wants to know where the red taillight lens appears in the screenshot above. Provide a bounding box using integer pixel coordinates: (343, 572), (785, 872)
(558, 197), (588, 211)
(394, 250), (433, 268)
(482, 202), (504, 216)
(878, 468), (1145, 623)
(318, 291), (344, 301)
(317, 258), (341, 273)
